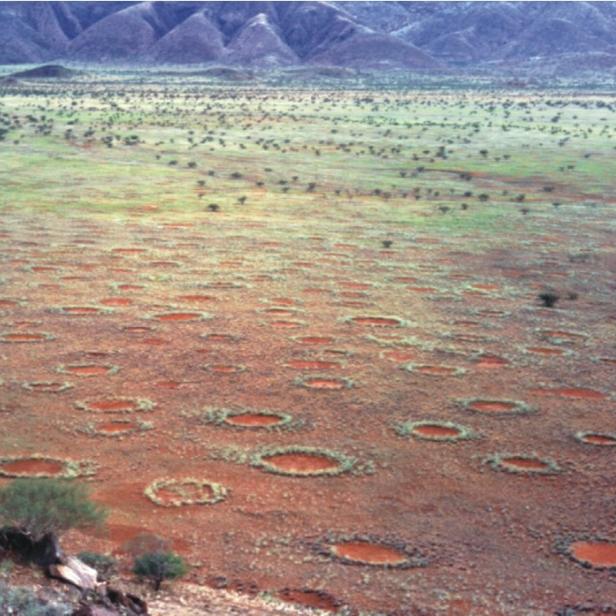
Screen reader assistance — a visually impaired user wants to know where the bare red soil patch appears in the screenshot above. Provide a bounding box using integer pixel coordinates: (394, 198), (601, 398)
(0, 299), (20, 308)
(23, 381), (72, 393)
(330, 541), (408, 566)
(262, 452), (339, 473)
(100, 297), (133, 306)
(526, 346), (567, 356)
(204, 364), (245, 374)
(270, 320), (304, 329)
(59, 306), (107, 315)
(0, 331), (53, 343)
(298, 376), (352, 390)
(96, 421), (137, 435)
(405, 364), (465, 376)
(576, 432), (616, 447)
(277, 589), (340, 612)
(59, 364), (117, 377)
(461, 399), (533, 416)
(475, 354), (509, 368)
(152, 311), (208, 322)
(1, 458), (64, 476)
(569, 541), (616, 569)
(77, 398), (153, 413)
(295, 336), (334, 345)
(381, 349), (417, 362)
(225, 413), (286, 427)
(414, 425), (461, 439)
(486, 453), (560, 475)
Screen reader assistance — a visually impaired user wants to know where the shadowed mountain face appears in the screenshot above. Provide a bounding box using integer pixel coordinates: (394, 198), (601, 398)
(1, 1), (616, 72)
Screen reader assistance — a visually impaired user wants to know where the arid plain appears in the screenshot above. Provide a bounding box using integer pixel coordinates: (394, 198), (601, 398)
(1, 74), (615, 615)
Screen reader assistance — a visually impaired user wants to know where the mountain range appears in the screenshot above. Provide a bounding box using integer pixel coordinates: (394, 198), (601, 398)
(1, 1), (616, 74)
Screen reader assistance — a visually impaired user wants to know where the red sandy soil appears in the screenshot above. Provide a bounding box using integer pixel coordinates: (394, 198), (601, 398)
(1, 206), (615, 615)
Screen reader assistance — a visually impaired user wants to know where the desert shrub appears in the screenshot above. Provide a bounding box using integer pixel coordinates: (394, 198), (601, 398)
(538, 292), (559, 308)
(0, 478), (106, 541)
(77, 551), (116, 580)
(0, 581), (72, 615)
(133, 551), (187, 590)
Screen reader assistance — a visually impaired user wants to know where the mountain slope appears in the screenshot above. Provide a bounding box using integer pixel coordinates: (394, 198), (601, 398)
(1, 1), (615, 73)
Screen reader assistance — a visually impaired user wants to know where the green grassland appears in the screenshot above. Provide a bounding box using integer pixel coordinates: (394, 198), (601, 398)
(1, 72), (615, 237)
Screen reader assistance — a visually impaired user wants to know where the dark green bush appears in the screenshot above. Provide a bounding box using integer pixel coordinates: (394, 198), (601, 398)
(133, 551), (187, 590)
(0, 478), (107, 541)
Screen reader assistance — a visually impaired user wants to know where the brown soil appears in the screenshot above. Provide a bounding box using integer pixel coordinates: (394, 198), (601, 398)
(277, 589), (340, 612)
(63, 365), (111, 376)
(260, 452), (340, 474)
(300, 377), (347, 390)
(467, 400), (518, 413)
(412, 424), (461, 439)
(295, 336), (333, 345)
(579, 434), (616, 446)
(1, 458), (64, 476)
(330, 541), (408, 565)
(569, 542), (616, 568)
(5, 193), (616, 614)
(97, 421), (136, 434)
(225, 413), (285, 427)
(154, 312), (203, 321)
(1, 332), (48, 342)
(500, 456), (551, 472)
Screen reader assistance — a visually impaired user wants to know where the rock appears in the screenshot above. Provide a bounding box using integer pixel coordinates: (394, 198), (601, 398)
(107, 587), (148, 614)
(49, 556), (98, 591)
(72, 606), (118, 616)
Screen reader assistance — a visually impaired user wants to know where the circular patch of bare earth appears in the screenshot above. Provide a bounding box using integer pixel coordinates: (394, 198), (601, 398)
(57, 363), (119, 377)
(251, 446), (355, 477)
(150, 311), (211, 322)
(484, 453), (561, 475)
(55, 305), (112, 316)
(144, 477), (227, 507)
(474, 353), (510, 369)
(536, 329), (588, 346)
(0, 331), (54, 343)
(225, 412), (289, 429)
(199, 407), (294, 431)
(295, 375), (354, 391)
(396, 420), (477, 442)
(84, 418), (151, 437)
(276, 588), (342, 612)
(403, 363), (466, 376)
(345, 315), (406, 327)
(322, 535), (426, 569)
(203, 364), (246, 375)
(75, 397), (154, 414)
(564, 538), (616, 570)
(293, 335), (335, 346)
(574, 432), (616, 447)
(0, 455), (96, 478)
(22, 381), (73, 393)
(458, 398), (535, 417)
